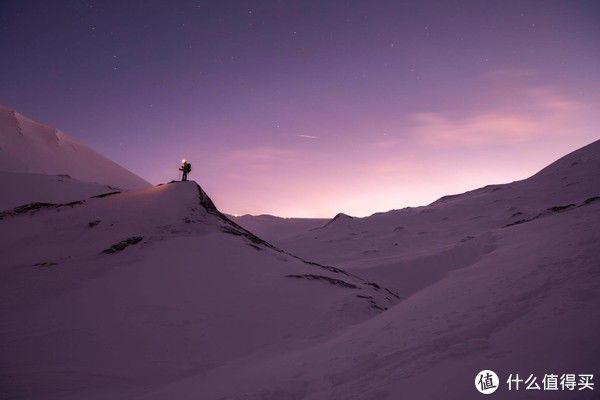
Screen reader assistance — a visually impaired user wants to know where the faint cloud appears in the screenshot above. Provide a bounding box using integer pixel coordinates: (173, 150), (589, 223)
(224, 146), (300, 172)
(525, 87), (585, 115)
(294, 134), (318, 139)
(412, 111), (537, 145)
(410, 86), (586, 146)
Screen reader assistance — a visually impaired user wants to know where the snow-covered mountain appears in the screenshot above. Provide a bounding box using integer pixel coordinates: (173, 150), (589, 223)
(1, 138), (598, 399)
(213, 140), (599, 399)
(232, 214), (328, 241)
(238, 139), (600, 283)
(0, 105), (150, 190)
(0, 181), (396, 400)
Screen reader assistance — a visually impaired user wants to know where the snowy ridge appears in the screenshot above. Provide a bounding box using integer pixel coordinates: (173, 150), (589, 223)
(0, 104), (150, 190)
(136, 140), (600, 400)
(1, 139), (599, 399)
(233, 214), (328, 241)
(0, 180), (400, 399)
(0, 181), (394, 306)
(248, 139), (600, 269)
(319, 212), (355, 229)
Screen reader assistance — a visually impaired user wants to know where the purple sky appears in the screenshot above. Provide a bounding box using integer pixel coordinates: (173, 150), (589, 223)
(1, 1), (599, 217)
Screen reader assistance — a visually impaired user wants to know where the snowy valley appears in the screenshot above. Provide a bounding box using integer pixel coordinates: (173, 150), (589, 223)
(1, 107), (599, 399)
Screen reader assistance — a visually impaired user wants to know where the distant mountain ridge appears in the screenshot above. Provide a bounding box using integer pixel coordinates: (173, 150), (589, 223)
(0, 104), (150, 190)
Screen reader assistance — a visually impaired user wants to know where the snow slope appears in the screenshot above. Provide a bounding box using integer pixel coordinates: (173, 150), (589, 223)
(184, 139), (600, 399)
(243, 139), (600, 289)
(0, 105), (150, 190)
(233, 214), (328, 241)
(0, 171), (121, 211)
(1, 139), (599, 399)
(0, 181), (396, 400)
(145, 201), (600, 399)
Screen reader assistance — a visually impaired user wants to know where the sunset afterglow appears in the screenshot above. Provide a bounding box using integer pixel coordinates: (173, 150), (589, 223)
(2, 1), (598, 216)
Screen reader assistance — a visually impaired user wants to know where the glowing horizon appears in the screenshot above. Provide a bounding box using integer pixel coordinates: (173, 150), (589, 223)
(1, 1), (598, 218)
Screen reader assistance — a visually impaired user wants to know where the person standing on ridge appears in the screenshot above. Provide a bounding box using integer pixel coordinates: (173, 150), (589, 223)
(179, 159), (192, 181)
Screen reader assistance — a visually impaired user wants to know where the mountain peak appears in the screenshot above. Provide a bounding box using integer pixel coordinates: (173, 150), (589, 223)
(0, 105), (150, 190)
(331, 212), (354, 221)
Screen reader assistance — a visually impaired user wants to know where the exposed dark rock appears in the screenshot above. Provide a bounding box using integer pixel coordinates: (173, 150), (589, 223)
(365, 282), (381, 290)
(88, 220), (101, 228)
(221, 226), (244, 236)
(371, 304), (387, 311)
(12, 202), (55, 214)
(220, 225), (278, 251)
(582, 196), (600, 205)
(505, 201), (589, 228)
(286, 274), (358, 289)
(34, 262), (57, 267)
(65, 201), (84, 207)
(0, 200), (84, 220)
(505, 218), (532, 227)
(546, 204), (576, 213)
(102, 236), (144, 254)
(90, 191), (121, 199)
(300, 260), (349, 275)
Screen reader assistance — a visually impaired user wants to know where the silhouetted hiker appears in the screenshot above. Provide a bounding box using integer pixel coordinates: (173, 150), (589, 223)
(179, 160), (192, 181)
